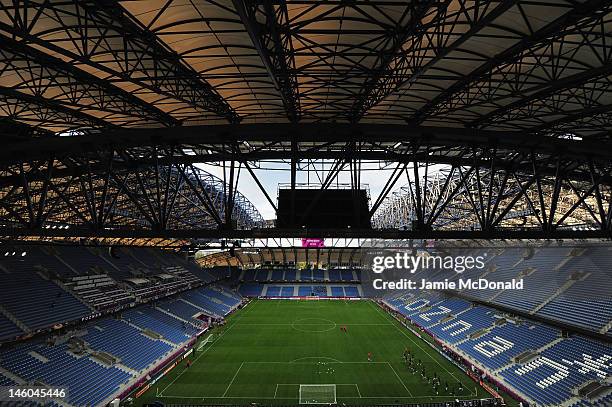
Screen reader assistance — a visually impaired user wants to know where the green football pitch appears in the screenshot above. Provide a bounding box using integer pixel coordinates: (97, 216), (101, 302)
(136, 299), (498, 405)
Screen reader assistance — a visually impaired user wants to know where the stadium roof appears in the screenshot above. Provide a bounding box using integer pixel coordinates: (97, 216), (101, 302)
(1, 0), (612, 244)
(0, 0), (609, 136)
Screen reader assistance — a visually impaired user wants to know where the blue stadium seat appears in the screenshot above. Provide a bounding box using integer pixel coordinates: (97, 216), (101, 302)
(123, 308), (193, 344)
(239, 283), (263, 296)
(280, 286), (294, 296)
(298, 286), (314, 296)
(83, 319), (172, 371)
(343, 286), (359, 297)
(0, 342), (132, 407)
(284, 269), (296, 281)
(328, 269), (341, 281)
(0, 313), (23, 341)
(0, 259), (90, 330)
(266, 286), (282, 297)
(331, 286), (345, 297)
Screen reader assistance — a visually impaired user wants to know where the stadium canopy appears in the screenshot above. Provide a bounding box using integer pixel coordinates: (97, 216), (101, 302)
(1, 0), (611, 244)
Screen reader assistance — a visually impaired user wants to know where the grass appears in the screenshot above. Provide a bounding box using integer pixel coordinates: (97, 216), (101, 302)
(136, 299), (502, 405)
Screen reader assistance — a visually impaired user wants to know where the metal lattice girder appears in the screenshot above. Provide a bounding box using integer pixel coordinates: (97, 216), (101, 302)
(412, 0), (612, 126)
(0, 0), (239, 123)
(1, 124), (612, 240)
(477, 75), (612, 136)
(531, 107), (612, 139)
(371, 166), (605, 232)
(350, 0), (519, 120)
(0, 160), (264, 233)
(0, 33), (178, 129)
(233, 0), (301, 122)
(0, 117), (55, 139)
(347, 0), (440, 122)
(0, 86), (111, 131)
(2, 124), (611, 167)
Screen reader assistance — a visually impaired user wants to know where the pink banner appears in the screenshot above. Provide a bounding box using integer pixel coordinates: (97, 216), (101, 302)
(301, 238), (325, 247)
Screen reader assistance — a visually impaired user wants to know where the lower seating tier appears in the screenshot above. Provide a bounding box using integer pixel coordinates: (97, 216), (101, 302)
(384, 291), (612, 406)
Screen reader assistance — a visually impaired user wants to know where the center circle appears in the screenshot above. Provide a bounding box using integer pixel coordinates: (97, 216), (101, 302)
(291, 318), (337, 333)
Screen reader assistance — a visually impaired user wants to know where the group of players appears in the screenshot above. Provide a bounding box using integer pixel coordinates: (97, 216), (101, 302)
(403, 347), (464, 396)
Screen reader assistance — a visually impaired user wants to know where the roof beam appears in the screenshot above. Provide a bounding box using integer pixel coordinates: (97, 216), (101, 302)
(470, 66), (612, 128)
(1, 123), (610, 164)
(233, 0), (301, 122)
(0, 33), (178, 128)
(528, 104), (612, 136)
(0, 118), (55, 140)
(411, 0), (610, 124)
(348, 0), (439, 122)
(0, 87), (112, 131)
(0, 0), (239, 123)
(349, 0), (517, 121)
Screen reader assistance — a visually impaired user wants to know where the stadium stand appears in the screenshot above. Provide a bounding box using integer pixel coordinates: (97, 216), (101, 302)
(298, 286), (313, 296)
(0, 262), (91, 331)
(438, 246), (612, 336)
(266, 286), (282, 297)
(158, 299), (204, 323)
(64, 274), (134, 311)
(238, 283), (361, 298)
(0, 372), (15, 385)
(238, 283), (264, 297)
(0, 245), (228, 342)
(328, 269), (341, 281)
(0, 341), (132, 406)
(122, 308), (193, 344)
(82, 318), (173, 370)
(284, 269), (296, 281)
(340, 270), (355, 281)
(457, 321), (560, 370)
(331, 286), (345, 297)
(0, 313), (23, 341)
(235, 267), (361, 283)
(0, 270), (244, 407)
(383, 291), (612, 406)
(344, 286), (360, 297)
(500, 336), (611, 406)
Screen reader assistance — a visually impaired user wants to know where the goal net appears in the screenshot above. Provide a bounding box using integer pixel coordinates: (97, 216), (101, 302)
(299, 384), (336, 404)
(196, 334), (214, 351)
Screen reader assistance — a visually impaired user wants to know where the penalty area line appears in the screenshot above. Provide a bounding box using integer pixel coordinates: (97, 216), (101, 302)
(222, 362), (244, 397)
(386, 362), (414, 397)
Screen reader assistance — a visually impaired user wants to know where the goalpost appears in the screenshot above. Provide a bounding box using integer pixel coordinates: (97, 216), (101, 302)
(196, 334), (215, 352)
(298, 384), (336, 404)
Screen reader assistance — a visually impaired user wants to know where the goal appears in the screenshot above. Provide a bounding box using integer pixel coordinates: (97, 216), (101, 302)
(196, 334), (214, 352)
(299, 384), (336, 404)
